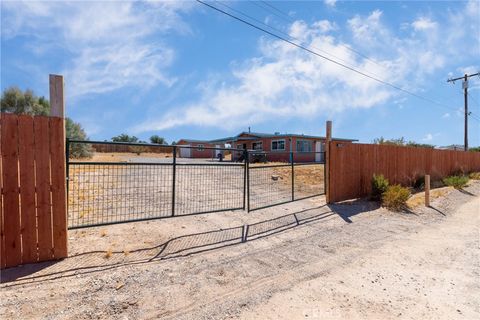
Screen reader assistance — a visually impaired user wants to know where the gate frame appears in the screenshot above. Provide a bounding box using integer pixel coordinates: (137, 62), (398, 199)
(66, 140), (248, 229)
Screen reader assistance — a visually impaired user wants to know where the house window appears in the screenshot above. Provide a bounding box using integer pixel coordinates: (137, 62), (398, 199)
(296, 140), (313, 152)
(252, 141), (263, 151)
(237, 144), (244, 149)
(271, 139), (285, 151)
(197, 144), (205, 151)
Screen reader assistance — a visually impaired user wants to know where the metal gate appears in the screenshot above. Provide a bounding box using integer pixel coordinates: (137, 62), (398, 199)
(66, 140), (325, 229)
(67, 140), (246, 229)
(246, 150), (325, 211)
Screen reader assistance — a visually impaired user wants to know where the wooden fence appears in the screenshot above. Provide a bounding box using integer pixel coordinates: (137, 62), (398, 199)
(1, 112), (67, 269)
(328, 142), (480, 203)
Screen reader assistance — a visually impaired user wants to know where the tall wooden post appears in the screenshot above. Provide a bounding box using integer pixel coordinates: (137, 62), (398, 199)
(325, 121), (332, 204)
(50, 75), (65, 118)
(49, 74), (68, 258)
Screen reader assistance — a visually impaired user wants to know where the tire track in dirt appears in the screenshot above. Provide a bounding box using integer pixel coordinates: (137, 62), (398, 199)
(144, 217), (408, 319)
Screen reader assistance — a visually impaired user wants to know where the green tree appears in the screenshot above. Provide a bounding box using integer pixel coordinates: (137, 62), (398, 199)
(373, 137), (406, 146)
(405, 141), (435, 149)
(373, 136), (434, 148)
(1, 86), (91, 158)
(470, 147), (480, 152)
(150, 135), (166, 144)
(1, 87), (50, 115)
(111, 134), (139, 143)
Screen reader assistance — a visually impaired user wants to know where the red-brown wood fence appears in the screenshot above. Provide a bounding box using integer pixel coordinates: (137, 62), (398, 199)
(328, 142), (480, 203)
(1, 113), (67, 269)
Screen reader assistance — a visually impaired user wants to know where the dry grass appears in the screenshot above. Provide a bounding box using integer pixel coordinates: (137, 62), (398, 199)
(76, 152), (172, 162)
(250, 161), (290, 167)
(273, 165), (324, 186)
(407, 186), (453, 208)
(469, 172), (480, 180)
(104, 249), (113, 259)
(68, 165), (127, 220)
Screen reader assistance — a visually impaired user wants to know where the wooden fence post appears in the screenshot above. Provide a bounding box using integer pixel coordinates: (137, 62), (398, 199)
(425, 175), (430, 207)
(49, 74), (68, 259)
(325, 121), (332, 204)
(49, 74), (65, 118)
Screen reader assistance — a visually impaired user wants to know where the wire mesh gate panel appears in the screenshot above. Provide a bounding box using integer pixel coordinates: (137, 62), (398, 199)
(67, 140), (246, 229)
(247, 151), (325, 211)
(175, 164), (245, 215)
(66, 140), (325, 228)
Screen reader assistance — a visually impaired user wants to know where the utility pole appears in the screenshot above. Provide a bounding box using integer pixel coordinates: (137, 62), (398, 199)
(447, 72), (480, 151)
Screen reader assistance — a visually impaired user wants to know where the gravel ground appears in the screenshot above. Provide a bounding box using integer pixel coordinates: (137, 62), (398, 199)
(1, 181), (479, 320)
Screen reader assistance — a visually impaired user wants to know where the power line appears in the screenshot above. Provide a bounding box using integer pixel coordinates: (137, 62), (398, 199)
(468, 91), (480, 107)
(250, 1), (480, 124)
(250, 0), (292, 24)
(256, 0), (387, 70)
(197, 0), (462, 115)
(257, 0), (480, 125)
(469, 96), (480, 122)
(213, 1), (387, 81)
(259, 0), (293, 22)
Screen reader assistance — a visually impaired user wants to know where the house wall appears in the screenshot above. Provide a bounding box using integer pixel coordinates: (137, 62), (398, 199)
(176, 140), (218, 158)
(233, 136), (327, 163)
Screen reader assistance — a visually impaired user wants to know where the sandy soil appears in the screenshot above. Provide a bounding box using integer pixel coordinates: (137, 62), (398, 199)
(1, 181), (479, 320)
(241, 189), (480, 320)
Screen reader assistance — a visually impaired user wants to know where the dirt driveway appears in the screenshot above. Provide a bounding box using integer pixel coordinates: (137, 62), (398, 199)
(68, 154), (324, 227)
(1, 182), (479, 320)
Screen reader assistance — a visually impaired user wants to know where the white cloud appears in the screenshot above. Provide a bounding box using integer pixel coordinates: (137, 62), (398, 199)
(135, 2), (479, 133)
(466, 0), (480, 17)
(312, 20), (337, 33)
(325, 0), (338, 8)
(65, 44), (176, 96)
(1, 1), (191, 98)
(442, 113), (451, 118)
(134, 17), (396, 132)
(412, 17), (437, 31)
(423, 133), (433, 141)
(348, 10), (384, 42)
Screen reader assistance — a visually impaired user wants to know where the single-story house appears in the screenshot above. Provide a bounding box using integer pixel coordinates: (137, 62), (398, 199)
(437, 144), (465, 151)
(177, 131), (357, 162)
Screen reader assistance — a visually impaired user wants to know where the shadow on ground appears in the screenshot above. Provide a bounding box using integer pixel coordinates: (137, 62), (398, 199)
(1, 200), (380, 286)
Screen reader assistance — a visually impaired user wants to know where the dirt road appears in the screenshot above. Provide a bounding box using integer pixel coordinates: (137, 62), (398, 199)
(1, 182), (479, 320)
(241, 192), (480, 319)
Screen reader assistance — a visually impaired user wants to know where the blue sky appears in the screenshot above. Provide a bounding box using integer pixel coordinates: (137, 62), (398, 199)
(1, 0), (479, 146)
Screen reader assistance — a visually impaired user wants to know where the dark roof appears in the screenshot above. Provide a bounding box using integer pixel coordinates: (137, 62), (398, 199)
(179, 131), (358, 144)
(214, 131), (357, 143)
(177, 139), (213, 144)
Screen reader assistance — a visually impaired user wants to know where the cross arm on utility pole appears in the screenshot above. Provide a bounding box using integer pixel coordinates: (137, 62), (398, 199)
(447, 72), (479, 83)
